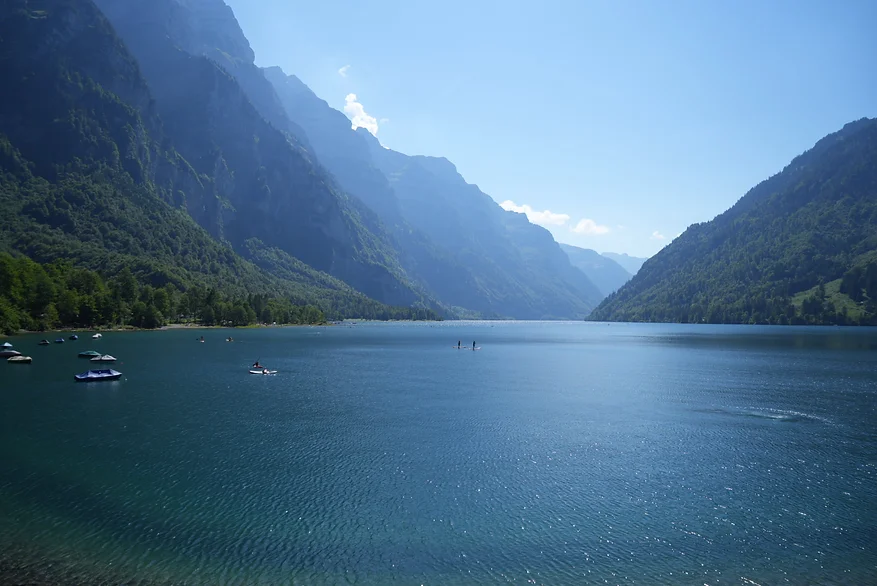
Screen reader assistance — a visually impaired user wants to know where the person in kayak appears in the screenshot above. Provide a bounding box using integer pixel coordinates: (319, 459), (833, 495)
(253, 360), (262, 369)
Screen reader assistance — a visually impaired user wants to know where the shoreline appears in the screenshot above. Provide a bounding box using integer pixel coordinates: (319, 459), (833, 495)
(1, 322), (331, 338)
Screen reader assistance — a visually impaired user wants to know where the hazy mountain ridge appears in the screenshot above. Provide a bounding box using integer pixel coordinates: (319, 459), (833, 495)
(560, 244), (632, 296)
(591, 118), (877, 325)
(361, 129), (605, 318)
(600, 252), (648, 275)
(264, 65), (605, 318)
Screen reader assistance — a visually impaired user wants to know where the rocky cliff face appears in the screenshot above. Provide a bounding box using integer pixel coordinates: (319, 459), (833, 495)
(264, 66), (604, 318)
(361, 130), (604, 318)
(92, 0), (424, 308)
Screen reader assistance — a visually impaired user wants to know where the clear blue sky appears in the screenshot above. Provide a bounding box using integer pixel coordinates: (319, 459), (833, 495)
(226, 0), (876, 258)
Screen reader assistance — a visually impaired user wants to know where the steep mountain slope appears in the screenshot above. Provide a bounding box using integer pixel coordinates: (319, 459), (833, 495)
(591, 119), (877, 325)
(264, 66), (603, 318)
(0, 0), (425, 321)
(362, 130), (604, 318)
(91, 0), (425, 308)
(600, 252), (648, 275)
(560, 244), (632, 297)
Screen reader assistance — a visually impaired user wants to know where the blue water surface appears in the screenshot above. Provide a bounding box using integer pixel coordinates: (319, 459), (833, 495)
(1, 322), (875, 584)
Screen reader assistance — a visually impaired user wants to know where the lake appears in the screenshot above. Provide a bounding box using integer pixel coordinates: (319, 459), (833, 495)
(1, 322), (876, 585)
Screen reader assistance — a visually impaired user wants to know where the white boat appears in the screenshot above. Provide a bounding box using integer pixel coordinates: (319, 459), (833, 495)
(249, 369), (278, 375)
(74, 369), (122, 382)
(90, 354), (117, 363)
(0, 349), (21, 358)
(8, 355), (31, 364)
(92, 333), (102, 339)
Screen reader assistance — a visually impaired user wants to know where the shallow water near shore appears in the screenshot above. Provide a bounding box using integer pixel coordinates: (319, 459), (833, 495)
(1, 322), (876, 585)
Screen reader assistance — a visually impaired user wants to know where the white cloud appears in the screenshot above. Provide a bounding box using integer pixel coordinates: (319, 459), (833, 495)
(338, 65), (350, 77)
(500, 200), (570, 227)
(500, 200), (610, 236)
(344, 93), (379, 136)
(651, 230), (665, 240)
(572, 218), (610, 235)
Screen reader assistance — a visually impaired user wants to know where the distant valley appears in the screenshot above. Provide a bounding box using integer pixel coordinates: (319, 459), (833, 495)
(0, 0), (873, 330)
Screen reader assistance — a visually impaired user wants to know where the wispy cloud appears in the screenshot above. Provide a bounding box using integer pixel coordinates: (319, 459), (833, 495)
(500, 200), (610, 235)
(344, 93), (379, 136)
(572, 219), (610, 235)
(500, 200), (570, 227)
(651, 230), (665, 240)
(338, 64), (350, 77)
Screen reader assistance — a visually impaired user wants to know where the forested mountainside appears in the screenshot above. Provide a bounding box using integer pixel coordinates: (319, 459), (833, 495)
(600, 252), (648, 275)
(264, 66), (605, 318)
(560, 245), (632, 297)
(91, 0), (430, 309)
(591, 119), (877, 326)
(0, 0), (437, 327)
(2, 0), (610, 323)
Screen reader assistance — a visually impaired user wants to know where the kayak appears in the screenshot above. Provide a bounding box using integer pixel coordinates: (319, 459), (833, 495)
(249, 370), (278, 375)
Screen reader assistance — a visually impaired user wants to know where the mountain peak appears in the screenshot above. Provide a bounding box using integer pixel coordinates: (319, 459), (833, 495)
(176, 0), (255, 64)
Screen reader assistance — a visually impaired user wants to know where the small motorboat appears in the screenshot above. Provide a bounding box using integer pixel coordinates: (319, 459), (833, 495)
(69, 334), (79, 340)
(0, 349), (21, 358)
(90, 354), (117, 363)
(38, 339), (50, 346)
(249, 369), (278, 375)
(74, 369), (122, 382)
(8, 355), (32, 364)
(92, 333), (102, 339)
(1, 342), (12, 348)
(78, 350), (101, 358)
(54, 338), (65, 344)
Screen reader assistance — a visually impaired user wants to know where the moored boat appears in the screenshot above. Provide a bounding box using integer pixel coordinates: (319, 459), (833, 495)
(69, 334), (79, 340)
(8, 355), (32, 364)
(38, 339), (50, 345)
(74, 369), (122, 382)
(1, 342), (12, 348)
(78, 350), (101, 358)
(90, 354), (117, 363)
(54, 338), (65, 344)
(92, 333), (102, 339)
(0, 349), (21, 358)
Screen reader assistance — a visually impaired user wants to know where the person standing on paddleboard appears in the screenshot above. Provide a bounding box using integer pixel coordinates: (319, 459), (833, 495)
(472, 341), (476, 350)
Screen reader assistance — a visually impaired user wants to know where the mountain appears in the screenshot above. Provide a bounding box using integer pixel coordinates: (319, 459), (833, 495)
(360, 129), (604, 318)
(560, 244), (632, 297)
(600, 252), (648, 275)
(263, 66), (604, 319)
(0, 0), (432, 323)
(591, 119), (877, 326)
(91, 0), (428, 309)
